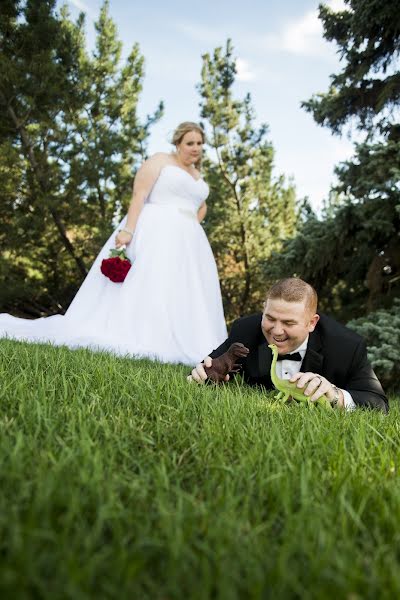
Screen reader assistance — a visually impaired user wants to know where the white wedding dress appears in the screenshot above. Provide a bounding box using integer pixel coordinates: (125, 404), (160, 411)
(0, 165), (227, 364)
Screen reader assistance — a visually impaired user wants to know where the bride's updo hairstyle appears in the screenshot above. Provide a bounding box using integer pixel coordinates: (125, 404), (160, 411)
(172, 122), (205, 169)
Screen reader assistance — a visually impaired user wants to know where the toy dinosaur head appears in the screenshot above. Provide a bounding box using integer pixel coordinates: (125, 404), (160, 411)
(229, 342), (250, 359)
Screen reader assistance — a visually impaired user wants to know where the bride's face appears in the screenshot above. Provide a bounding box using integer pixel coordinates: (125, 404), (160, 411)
(177, 131), (203, 166)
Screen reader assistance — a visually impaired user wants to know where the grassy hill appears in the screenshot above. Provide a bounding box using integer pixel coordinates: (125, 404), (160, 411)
(1, 339), (399, 599)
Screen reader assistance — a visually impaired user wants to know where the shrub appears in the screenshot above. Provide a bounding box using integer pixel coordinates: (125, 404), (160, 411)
(348, 299), (400, 391)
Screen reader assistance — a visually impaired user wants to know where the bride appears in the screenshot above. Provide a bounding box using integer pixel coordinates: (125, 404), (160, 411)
(0, 122), (227, 365)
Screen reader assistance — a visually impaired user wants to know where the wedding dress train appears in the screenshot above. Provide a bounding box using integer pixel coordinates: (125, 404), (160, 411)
(0, 165), (227, 365)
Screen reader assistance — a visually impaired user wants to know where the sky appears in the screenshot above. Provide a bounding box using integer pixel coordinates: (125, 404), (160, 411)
(59, 0), (355, 210)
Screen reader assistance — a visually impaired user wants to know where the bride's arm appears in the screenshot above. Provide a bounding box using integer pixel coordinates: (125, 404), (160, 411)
(197, 202), (207, 223)
(115, 154), (165, 247)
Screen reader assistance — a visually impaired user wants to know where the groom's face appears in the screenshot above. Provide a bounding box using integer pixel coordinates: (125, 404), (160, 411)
(261, 298), (319, 355)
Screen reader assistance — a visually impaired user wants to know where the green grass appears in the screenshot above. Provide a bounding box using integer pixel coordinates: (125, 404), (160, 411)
(0, 338), (399, 599)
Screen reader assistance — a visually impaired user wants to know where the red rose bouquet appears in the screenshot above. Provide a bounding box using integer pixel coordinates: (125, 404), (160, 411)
(101, 247), (132, 283)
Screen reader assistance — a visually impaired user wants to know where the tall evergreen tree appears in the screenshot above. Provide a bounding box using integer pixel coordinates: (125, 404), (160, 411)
(0, 0), (162, 316)
(198, 40), (297, 322)
(267, 0), (400, 318)
(66, 2), (163, 245)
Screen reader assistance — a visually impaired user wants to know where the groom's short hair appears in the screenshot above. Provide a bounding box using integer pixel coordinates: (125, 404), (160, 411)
(265, 278), (318, 315)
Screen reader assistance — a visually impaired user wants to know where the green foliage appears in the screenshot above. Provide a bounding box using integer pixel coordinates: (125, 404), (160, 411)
(198, 40), (298, 323)
(348, 299), (400, 391)
(269, 0), (400, 317)
(66, 1), (163, 239)
(0, 0), (162, 316)
(302, 0), (400, 134)
(265, 190), (399, 320)
(1, 339), (400, 598)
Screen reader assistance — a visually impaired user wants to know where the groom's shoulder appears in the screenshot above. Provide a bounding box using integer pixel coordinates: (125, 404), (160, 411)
(230, 313), (263, 337)
(318, 313), (364, 344)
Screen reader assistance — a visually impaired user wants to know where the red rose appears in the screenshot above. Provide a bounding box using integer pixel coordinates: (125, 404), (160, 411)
(101, 256), (131, 283)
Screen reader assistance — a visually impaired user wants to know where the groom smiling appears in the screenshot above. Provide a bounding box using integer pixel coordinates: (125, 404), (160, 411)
(189, 278), (388, 412)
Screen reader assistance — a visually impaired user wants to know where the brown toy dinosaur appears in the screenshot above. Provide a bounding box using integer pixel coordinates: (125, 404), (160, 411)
(204, 342), (250, 383)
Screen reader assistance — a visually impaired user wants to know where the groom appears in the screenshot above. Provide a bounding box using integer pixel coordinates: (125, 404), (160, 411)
(189, 278), (388, 413)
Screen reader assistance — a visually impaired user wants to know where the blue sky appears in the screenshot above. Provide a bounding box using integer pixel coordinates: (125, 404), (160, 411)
(61, 0), (354, 209)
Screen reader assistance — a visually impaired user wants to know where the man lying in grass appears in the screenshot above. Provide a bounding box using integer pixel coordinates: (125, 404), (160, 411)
(189, 277), (388, 413)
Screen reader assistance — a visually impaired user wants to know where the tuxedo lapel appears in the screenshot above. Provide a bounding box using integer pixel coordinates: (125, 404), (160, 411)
(244, 338), (272, 381)
(257, 341), (271, 379)
(302, 327), (324, 374)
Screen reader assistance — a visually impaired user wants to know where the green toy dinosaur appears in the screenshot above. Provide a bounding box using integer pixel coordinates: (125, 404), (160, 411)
(268, 344), (332, 410)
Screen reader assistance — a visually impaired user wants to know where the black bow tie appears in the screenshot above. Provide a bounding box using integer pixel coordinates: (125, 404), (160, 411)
(276, 352), (302, 362)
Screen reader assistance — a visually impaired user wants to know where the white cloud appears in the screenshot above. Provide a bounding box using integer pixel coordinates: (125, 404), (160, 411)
(236, 58), (256, 82)
(69, 0), (99, 19)
(261, 10), (326, 57)
(280, 10), (322, 56)
(329, 137), (355, 163)
(261, 0), (348, 58)
(325, 0), (348, 12)
(68, 0), (90, 11)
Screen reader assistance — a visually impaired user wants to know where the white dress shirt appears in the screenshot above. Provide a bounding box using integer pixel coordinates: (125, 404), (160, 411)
(275, 337), (356, 411)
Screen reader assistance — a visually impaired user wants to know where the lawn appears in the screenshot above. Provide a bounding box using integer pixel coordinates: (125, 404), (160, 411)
(0, 339), (399, 599)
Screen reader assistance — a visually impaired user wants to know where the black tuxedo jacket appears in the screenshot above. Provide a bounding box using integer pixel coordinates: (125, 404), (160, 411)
(210, 313), (388, 413)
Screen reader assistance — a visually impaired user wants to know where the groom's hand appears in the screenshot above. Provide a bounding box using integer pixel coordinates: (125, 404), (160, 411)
(290, 371), (344, 406)
(187, 357), (230, 384)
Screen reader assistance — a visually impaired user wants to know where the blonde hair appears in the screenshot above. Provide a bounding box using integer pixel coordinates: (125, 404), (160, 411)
(172, 122), (205, 169)
(266, 278), (318, 315)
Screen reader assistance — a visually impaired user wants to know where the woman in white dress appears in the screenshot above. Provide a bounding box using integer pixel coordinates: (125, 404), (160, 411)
(0, 122), (227, 365)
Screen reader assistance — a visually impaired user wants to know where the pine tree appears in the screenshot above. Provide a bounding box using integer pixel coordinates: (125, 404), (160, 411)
(0, 0), (162, 316)
(198, 40), (297, 322)
(267, 0), (400, 318)
(348, 299), (400, 391)
(66, 2), (163, 244)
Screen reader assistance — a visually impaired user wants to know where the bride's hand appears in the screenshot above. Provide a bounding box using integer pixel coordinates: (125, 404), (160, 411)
(115, 230), (133, 248)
